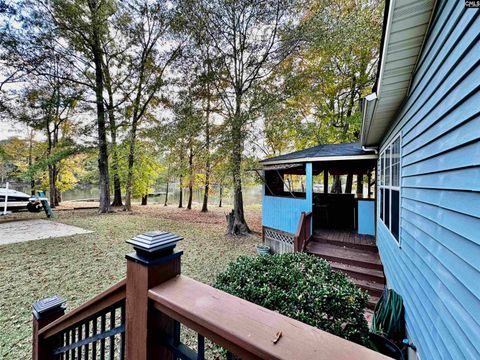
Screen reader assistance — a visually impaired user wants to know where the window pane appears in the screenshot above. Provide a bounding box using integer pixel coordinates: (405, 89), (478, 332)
(391, 190), (400, 241)
(392, 163), (398, 187)
(284, 174), (306, 193)
(380, 156), (384, 186)
(385, 148), (391, 186)
(391, 137), (400, 187)
(380, 188), (384, 221)
(385, 189), (390, 228)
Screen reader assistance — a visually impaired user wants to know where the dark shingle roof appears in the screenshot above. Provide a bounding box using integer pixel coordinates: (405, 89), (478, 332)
(261, 142), (375, 163)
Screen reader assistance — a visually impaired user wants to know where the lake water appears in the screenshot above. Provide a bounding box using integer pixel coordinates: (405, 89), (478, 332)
(8, 183), (263, 207)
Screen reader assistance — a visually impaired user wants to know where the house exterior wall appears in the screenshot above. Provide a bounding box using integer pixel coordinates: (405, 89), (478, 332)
(376, 2), (480, 359)
(262, 163), (312, 234)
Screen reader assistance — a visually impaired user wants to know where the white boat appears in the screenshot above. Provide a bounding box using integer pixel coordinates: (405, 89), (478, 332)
(0, 188), (44, 213)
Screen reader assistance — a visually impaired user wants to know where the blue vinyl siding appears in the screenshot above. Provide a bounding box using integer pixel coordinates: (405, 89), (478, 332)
(262, 163), (312, 234)
(377, 2), (480, 359)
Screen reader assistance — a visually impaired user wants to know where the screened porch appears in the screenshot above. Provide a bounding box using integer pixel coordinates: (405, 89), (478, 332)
(260, 143), (378, 253)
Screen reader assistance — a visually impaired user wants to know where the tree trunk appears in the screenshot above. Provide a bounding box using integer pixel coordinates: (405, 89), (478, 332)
(330, 175), (342, 194)
(218, 182), (223, 207)
(164, 181), (169, 206)
(187, 146), (193, 210)
(141, 194), (148, 205)
(201, 77), (212, 213)
(124, 125), (137, 211)
(105, 71), (123, 207)
(178, 176), (183, 208)
(345, 173), (353, 194)
(201, 174), (209, 212)
(55, 186), (61, 205)
(46, 119), (56, 207)
(226, 96), (250, 235)
(48, 165), (57, 207)
(28, 131), (35, 195)
(124, 51), (148, 211)
(187, 186), (193, 209)
(91, 28), (110, 213)
(110, 146), (123, 206)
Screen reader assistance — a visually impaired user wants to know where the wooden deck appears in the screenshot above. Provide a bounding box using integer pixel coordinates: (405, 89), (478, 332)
(313, 228), (376, 247)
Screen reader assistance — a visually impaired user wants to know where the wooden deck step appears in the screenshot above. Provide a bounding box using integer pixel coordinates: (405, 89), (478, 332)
(329, 262), (385, 283)
(306, 242), (383, 270)
(354, 279), (385, 298)
(367, 295), (380, 310)
(311, 236), (378, 253)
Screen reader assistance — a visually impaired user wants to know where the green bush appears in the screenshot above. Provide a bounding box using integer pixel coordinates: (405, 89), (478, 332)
(214, 252), (369, 344)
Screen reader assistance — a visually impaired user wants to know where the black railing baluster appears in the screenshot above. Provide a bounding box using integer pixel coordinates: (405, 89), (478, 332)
(85, 320), (90, 360)
(120, 304), (125, 360)
(70, 328), (74, 360)
(92, 316), (97, 359)
(174, 321), (181, 347)
(197, 334), (205, 360)
(48, 302), (126, 360)
(109, 308), (115, 360)
(63, 332), (68, 360)
(100, 313), (106, 360)
(72, 328), (76, 360)
(77, 325), (82, 359)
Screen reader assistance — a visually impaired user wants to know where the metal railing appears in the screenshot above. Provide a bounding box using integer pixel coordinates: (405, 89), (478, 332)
(33, 280), (126, 360)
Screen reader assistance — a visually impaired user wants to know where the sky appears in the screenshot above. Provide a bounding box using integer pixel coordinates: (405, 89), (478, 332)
(0, 119), (28, 141)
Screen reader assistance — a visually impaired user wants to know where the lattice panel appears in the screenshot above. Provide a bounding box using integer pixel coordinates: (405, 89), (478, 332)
(264, 228), (294, 245)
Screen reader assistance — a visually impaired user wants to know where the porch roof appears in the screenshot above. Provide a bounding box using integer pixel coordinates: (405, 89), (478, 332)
(260, 142), (377, 166)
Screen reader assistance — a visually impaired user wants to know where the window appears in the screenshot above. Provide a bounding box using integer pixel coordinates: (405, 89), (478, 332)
(264, 164), (306, 199)
(379, 135), (401, 241)
(283, 173), (307, 193)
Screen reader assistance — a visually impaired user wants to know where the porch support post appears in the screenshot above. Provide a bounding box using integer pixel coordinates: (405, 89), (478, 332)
(306, 163), (313, 211)
(323, 169), (328, 194)
(368, 170), (372, 198)
(356, 173), (363, 198)
(125, 231), (183, 360)
(32, 295), (66, 360)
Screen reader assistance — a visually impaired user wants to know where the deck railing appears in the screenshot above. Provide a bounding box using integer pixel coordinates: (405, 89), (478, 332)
(294, 211), (313, 252)
(33, 280), (126, 360)
(32, 230), (388, 360)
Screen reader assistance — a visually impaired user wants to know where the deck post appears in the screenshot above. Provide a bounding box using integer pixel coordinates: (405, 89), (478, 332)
(125, 231), (183, 360)
(32, 295), (66, 360)
(357, 173), (364, 197)
(368, 171), (372, 198)
(323, 169), (328, 194)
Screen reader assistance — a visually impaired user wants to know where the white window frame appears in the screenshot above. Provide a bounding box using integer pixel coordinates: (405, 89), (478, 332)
(379, 133), (401, 245)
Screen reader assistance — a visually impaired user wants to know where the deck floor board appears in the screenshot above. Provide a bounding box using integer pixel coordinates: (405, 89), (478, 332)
(314, 229), (376, 246)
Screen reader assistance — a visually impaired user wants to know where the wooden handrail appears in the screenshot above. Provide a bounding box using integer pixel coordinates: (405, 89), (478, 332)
(33, 231), (390, 360)
(148, 275), (388, 360)
(294, 211), (313, 252)
(39, 278), (126, 339)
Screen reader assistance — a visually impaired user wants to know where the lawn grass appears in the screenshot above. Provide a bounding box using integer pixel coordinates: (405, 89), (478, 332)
(0, 204), (261, 359)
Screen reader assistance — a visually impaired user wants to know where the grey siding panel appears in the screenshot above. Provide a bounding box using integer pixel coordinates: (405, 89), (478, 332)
(376, 1), (480, 359)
